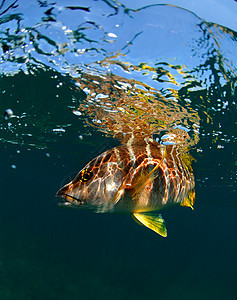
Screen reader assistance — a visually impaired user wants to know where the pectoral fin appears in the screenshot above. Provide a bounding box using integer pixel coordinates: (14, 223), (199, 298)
(133, 213), (167, 237)
(128, 152), (166, 199)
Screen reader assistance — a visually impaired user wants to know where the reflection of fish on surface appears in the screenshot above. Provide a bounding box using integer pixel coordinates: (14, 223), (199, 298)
(57, 137), (195, 237)
(75, 70), (200, 147)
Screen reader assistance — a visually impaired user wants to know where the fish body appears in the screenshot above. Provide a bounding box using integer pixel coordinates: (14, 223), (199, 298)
(56, 138), (195, 236)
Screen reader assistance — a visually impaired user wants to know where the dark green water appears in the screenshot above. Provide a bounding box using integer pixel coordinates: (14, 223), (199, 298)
(0, 1), (236, 299)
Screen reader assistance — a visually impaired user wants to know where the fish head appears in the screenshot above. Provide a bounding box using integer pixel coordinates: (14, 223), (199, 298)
(56, 149), (126, 212)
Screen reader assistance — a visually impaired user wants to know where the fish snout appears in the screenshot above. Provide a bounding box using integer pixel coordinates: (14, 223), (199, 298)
(56, 183), (70, 197)
(56, 183), (83, 207)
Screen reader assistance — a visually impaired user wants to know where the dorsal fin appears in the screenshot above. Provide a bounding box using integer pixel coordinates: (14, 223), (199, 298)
(180, 150), (195, 172)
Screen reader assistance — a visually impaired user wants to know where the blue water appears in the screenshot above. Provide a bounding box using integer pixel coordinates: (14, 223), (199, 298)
(0, 1), (236, 299)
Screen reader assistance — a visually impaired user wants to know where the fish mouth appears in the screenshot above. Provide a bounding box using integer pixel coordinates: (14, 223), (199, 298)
(56, 192), (84, 207)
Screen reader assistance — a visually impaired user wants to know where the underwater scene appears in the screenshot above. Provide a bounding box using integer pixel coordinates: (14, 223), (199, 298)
(0, 0), (236, 299)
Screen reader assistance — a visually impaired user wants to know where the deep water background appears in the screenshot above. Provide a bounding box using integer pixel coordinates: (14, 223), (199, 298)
(0, 65), (236, 300)
(0, 138), (236, 300)
(0, 1), (237, 299)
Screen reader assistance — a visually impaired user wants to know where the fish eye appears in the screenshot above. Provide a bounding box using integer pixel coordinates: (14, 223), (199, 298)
(79, 169), (93, 183)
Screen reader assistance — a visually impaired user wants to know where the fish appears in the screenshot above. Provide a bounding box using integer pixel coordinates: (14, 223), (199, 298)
(56, 138), (195, 237)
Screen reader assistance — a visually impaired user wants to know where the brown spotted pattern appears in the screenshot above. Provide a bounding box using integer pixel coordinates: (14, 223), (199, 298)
(57, 138), (195, 213)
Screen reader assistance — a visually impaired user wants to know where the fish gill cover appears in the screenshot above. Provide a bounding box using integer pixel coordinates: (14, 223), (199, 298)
(0, 0), (236, 187)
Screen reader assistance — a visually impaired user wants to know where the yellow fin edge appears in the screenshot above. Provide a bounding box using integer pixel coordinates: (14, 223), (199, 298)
(181, 189), (195, 210)
(133, 213), (167, 237)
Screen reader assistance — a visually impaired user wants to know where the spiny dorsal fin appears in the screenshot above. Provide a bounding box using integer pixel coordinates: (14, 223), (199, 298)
(180, 150), (195, 172)
(133, 212), (167, 237)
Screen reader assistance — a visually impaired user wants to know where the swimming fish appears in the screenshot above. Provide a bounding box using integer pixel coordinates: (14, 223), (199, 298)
(56, 138), (195, 237)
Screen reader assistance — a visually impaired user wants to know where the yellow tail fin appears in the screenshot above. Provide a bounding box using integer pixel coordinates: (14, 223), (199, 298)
(181, 189), (195, 210)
